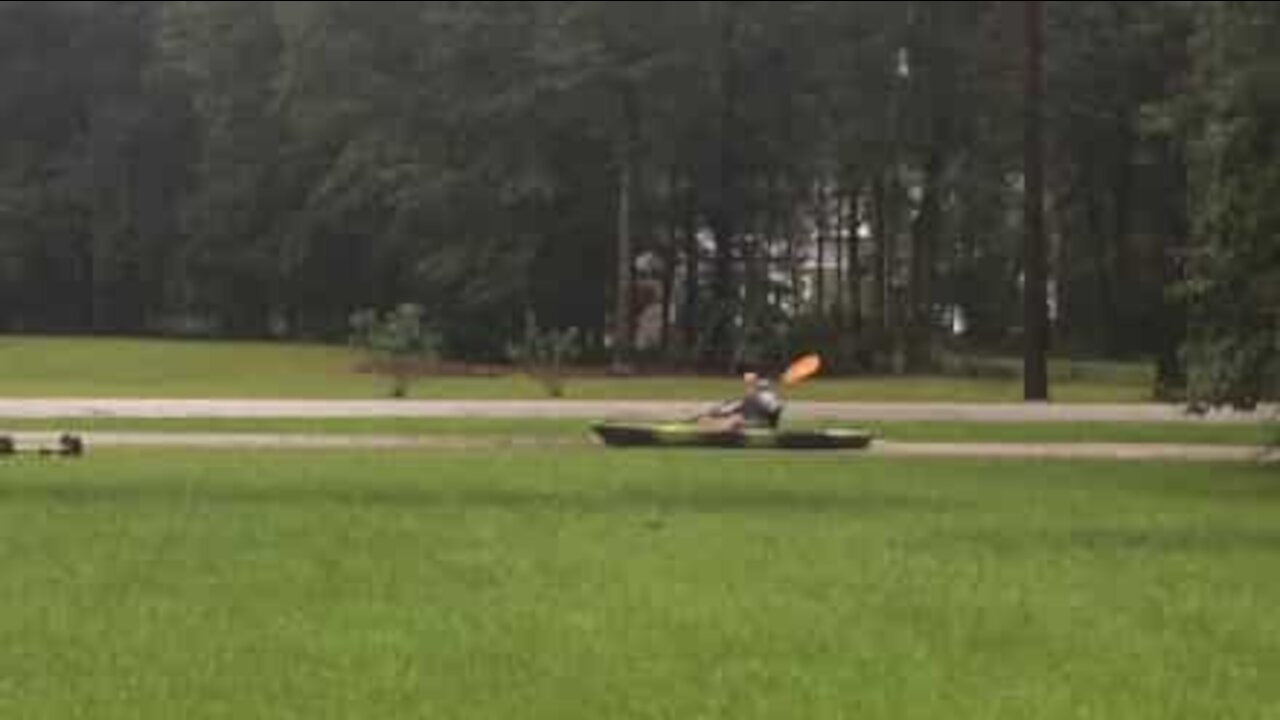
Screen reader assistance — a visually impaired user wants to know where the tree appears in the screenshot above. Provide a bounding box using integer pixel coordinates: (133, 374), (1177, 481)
(0, 0), (1270, 394)
(349, 303), (440, 398)
(507, 311), (581, 397)
(1023, 0), (1049, 400)
(0, 1), (188, 334)
(1182, 1), (1280, 409)
(1044, 1), (1194, 371)
(158, 0), (293, 336)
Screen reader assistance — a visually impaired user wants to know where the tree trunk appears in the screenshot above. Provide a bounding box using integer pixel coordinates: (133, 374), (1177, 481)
(1054, 192), (1071, 347)
(1155, 239), (1188, 400)
(710, 222), (734, 369)
(909, 150), (941, 371)
(1154, 145), (1190, 400)
(845, 183), (862, 337)
(787, 177), (802, 318)
(682, 189), (700, 358)
(1110, 112), (1135, 354)
(707, 2), (740, 367)
(660, 170), (679, 358)
(834, 180), (846, 329)
(1086, 184), (1118, 352)
(611, 136), (634, 371)
(815, 181), (826, 316)
(768, 173), (790, 317)
(1023, 0), (1049, 400)
(611, 83), (638, 373)
(882, 172), (905, 372)
(870, 176), (887, 335)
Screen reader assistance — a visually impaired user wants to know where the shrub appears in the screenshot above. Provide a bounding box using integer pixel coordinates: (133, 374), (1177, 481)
(349, 304), (441, 398)
(507, 311), (580, 398)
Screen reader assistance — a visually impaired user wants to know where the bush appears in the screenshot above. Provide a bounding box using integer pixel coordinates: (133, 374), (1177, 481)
(507, 311), (580, 398)
(349, 304), (441, 398)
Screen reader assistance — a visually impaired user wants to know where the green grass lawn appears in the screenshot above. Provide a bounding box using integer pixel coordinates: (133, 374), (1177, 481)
(0, 335), (1155, 401)
(1, 416), (1272, 446)
(1, 449), (1277, 718)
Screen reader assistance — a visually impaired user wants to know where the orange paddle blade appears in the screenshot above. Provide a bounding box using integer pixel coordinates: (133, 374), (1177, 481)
(781, 354), (821, 385)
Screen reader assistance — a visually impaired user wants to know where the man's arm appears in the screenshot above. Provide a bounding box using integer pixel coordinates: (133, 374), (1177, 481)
(705, 399), (743, 418)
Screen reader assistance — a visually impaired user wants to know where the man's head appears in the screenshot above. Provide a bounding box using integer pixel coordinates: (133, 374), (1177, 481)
(743, 372), (769, 391)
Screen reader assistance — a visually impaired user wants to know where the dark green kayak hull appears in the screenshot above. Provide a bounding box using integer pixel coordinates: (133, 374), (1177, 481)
(591, 423), (872, 450)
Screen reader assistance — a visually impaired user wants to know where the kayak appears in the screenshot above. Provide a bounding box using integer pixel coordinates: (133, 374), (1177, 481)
(590, 422), (873, 450)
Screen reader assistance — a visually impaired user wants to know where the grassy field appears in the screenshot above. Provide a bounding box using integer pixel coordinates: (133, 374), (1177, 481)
(0, 335), (1155, 401)
(1, 416), (1273, 446)
(1, 449), (1277, 718)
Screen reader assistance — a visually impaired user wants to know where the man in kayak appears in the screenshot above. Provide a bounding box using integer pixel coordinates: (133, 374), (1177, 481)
(700, 372), (785, 430)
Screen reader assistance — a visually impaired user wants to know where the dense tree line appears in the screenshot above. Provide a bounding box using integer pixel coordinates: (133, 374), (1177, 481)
(0, 1), (1274, 401)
